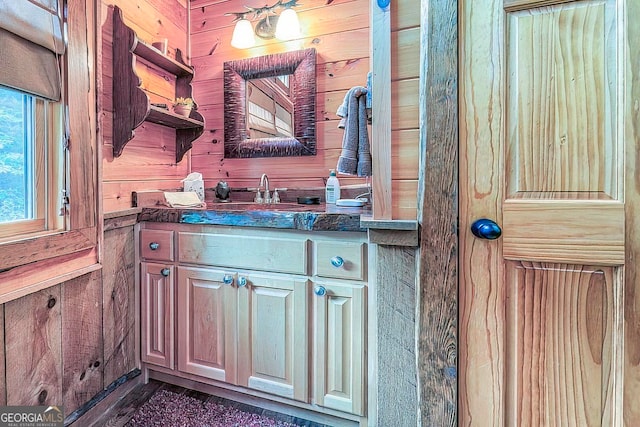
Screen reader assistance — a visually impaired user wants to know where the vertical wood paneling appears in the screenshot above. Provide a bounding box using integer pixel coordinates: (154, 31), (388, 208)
(62, 271), (104, 413)
(103, 225), (137, 385)
(68, 0), (98, 229)
(5, 287), (63, 406)
(371, 0), (392, 219)
(418, 0), (458, 426)
(376, 246), (418, 426)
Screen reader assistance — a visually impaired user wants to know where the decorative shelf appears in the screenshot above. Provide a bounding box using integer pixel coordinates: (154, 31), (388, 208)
(111, 5), (204, 163)
(147, 106), (204, 129)
(133, 41), (193, 77)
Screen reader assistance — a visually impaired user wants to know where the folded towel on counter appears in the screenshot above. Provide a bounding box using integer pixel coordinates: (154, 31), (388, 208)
(336, 86), (372, 177)
(164, 191), (205, 208)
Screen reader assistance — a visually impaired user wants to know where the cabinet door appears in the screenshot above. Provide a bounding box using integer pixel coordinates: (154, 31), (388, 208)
(238, 273), (309, 402)
(313, 280), (366, 416)
(176, 267), (238, 384)
(140, 263), (174, 369)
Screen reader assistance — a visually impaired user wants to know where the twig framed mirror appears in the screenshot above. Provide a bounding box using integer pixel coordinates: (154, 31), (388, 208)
(223, 48), (316, 158)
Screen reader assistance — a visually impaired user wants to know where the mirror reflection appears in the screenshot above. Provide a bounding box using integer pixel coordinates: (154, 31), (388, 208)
(246, 75), (294, 139)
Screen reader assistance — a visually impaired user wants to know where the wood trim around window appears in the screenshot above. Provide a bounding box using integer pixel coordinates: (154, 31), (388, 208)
(0, 0), (99, 301)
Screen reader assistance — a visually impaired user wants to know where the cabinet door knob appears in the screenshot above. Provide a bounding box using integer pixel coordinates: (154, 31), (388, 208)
(314, 285), (327, 296)
(238, 276), (248, 287)
(223, 274), (234, 285)
(149, 242), (160, 250)
(160, 268), (170, 277)
(330, 256), (344, 268)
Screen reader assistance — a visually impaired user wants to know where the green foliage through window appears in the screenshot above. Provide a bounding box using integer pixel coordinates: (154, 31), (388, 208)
(0, 86), (30, 222)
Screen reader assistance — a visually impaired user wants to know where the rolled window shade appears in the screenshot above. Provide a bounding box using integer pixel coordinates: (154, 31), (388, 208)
(0, 29), (61, 100)
(0, 0), (65, 54)
(0, 0), (64, 101)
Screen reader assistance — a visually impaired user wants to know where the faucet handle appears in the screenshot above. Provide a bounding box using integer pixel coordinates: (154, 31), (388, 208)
(252, 189), (263, 203)
(272, 188), (287, 204)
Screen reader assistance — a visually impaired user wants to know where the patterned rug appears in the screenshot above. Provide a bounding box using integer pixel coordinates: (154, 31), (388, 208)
(125, 389), (306, 427)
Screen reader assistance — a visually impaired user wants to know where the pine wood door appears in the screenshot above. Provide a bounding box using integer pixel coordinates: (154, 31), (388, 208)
(459, 0), (640, 425)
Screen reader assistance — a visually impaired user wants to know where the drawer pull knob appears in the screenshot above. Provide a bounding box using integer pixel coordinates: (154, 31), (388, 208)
(330, 256), (344, 268)
(160, 268), (170, 277)
(149, 242), (160, 250)
(223, 274), (234, 285)
(238, 276), (248, 287)
(314, 285), (327, 296)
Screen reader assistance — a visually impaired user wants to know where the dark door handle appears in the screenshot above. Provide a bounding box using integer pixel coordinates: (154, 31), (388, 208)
(471, 218), (502, 240)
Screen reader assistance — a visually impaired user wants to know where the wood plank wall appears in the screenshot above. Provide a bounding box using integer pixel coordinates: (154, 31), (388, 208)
(100, 0), (190, 212)
(100, 0), (420, 219)
(189, 0), (419, 219)
(188, 0), (370, 197)
(0, 216), (138, 416)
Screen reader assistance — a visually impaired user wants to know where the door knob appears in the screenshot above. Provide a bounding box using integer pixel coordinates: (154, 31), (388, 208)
(470, 218), (502, 240)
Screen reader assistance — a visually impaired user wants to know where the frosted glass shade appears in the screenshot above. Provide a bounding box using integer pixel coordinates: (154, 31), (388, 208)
(231, 19), (255, 49)
(275, 8), (300, 41)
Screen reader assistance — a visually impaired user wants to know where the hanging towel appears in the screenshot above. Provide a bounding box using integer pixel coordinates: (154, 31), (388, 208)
(336, 86), (372, 177)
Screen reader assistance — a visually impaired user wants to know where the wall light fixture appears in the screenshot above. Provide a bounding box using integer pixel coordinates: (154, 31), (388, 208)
(227, 0), (301, 49)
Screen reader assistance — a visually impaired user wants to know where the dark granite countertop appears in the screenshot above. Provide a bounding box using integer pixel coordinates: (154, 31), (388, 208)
(137, 202), (369, 232)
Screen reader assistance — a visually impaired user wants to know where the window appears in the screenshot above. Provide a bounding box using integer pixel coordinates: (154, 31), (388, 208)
(0, 0), (97, 296)
(0, 85), (63, 240)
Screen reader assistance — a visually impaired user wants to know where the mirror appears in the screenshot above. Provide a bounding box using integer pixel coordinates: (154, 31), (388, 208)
(224, 48), (316, 158)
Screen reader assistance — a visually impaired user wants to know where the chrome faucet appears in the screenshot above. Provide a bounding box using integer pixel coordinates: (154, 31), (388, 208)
(259, 173), (271, 203)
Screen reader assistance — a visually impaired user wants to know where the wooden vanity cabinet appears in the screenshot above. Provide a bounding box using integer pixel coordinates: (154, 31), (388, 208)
(138, 223), (368, 419)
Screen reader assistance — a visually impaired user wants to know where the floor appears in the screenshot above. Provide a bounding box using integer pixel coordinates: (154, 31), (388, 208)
(94, 380), (330, 427)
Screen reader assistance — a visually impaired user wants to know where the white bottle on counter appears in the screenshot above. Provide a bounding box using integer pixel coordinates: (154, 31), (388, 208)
(325, 169), (341, 204)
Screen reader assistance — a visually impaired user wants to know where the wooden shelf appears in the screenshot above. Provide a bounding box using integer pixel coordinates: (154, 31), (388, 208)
(147, 106), (204, 129)
(133, 41), (193, 77)
(111, 5), (204, 163)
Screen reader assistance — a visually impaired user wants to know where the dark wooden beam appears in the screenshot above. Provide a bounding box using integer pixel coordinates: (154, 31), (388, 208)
(417, 0), (458, 425)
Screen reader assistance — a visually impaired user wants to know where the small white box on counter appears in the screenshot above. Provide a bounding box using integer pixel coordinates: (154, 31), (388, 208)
(182, 172), (204, 202)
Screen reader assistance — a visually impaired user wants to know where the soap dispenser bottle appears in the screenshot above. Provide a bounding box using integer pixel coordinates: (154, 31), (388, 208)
(325, 170), (340, 204)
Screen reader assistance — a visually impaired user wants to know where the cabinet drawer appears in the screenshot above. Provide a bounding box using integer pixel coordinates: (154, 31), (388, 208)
(314, 241), (366, 281)
(178, 232), (308, 275)
(140, 230), (175, 262)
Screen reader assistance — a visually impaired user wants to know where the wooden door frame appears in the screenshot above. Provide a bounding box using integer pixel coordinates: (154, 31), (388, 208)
(417, 0), (458, 425)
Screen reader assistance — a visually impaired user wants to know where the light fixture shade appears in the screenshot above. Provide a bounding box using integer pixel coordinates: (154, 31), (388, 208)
(231, 19), (255, 49)
(275, 8), (300, 41)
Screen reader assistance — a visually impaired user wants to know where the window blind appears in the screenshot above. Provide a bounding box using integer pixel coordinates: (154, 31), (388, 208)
(0, 0), (65, 100)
